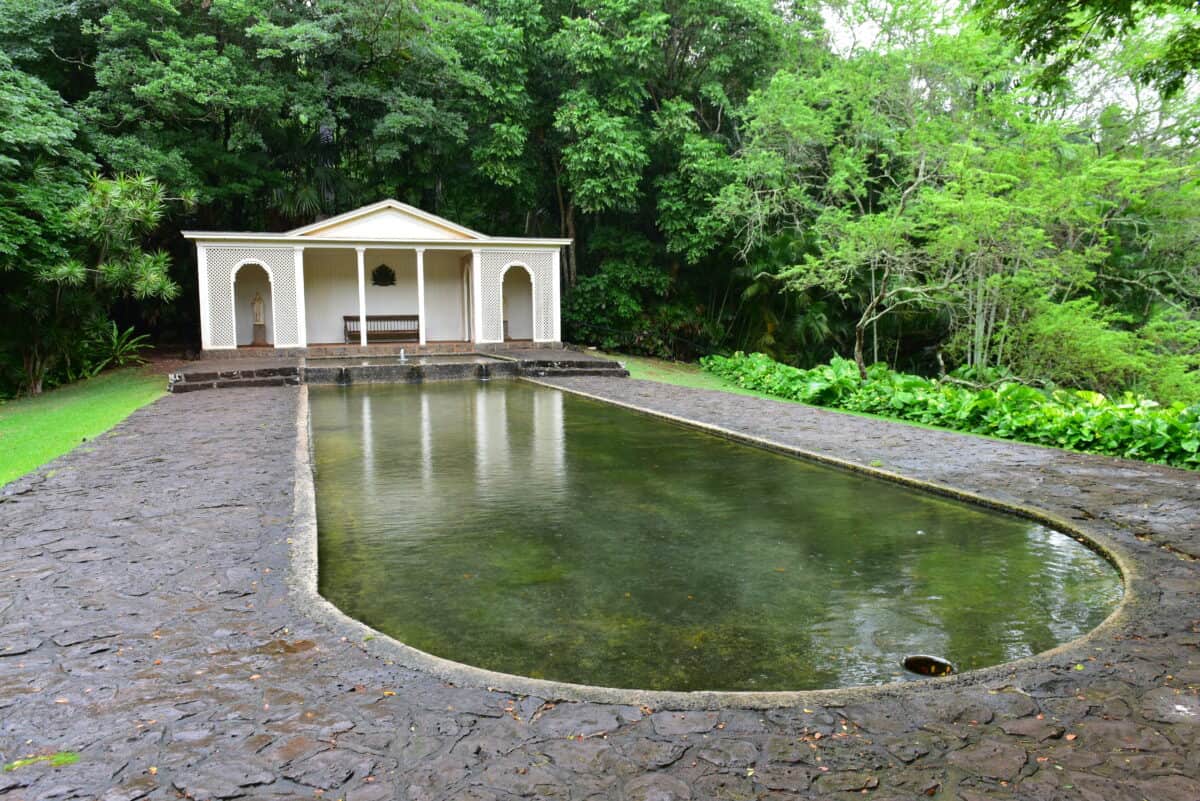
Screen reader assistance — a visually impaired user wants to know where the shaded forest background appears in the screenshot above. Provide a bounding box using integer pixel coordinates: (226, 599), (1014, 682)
(2, 0), (1199, 399)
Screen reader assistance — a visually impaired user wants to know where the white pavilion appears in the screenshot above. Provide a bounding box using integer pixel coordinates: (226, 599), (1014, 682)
(183, 199), (568, 352)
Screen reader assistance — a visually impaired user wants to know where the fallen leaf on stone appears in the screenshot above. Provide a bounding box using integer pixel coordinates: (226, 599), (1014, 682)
(1065, 733), (1077, 741)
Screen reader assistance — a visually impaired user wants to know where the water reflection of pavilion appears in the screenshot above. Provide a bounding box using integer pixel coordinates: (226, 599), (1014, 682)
(355, 383), (566, 512)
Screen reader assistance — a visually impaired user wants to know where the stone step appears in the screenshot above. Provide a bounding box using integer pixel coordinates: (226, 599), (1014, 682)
(191, 366), (299, 381)
(518, 359), (626, 371)
(214, 376), (301, 389)
(523, 367), (630, 378)
(168, 373), (301, 392)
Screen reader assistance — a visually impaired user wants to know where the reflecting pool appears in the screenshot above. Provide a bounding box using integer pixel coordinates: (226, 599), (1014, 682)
(311, 381), (1121, 691)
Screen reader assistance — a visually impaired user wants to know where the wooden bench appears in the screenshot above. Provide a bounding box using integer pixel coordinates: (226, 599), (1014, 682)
(343, 314), (419, 343)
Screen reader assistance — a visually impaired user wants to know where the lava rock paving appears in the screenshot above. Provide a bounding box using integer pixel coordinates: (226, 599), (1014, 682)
(1, 381), (1198, 800)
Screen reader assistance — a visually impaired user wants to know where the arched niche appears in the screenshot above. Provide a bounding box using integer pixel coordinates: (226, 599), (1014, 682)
(501, 264), (534, 341)
(233, 262), (274, 346)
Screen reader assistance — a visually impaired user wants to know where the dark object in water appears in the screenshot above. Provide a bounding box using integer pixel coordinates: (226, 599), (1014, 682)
(903, 654), (955, 677)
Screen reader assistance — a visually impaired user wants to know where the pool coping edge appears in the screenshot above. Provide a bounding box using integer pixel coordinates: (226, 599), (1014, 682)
(289, 380), (1138, 710)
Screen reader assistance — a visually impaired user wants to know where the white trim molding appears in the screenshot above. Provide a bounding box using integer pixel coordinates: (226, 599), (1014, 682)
(197, 245), (211, 349)
(293, 246), (307, 348)
(416, 247), (427, 346)
(471, 248), (484, 344)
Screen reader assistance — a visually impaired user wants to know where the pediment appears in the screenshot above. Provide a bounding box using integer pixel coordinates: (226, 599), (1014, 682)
(289, 200), (484, 240)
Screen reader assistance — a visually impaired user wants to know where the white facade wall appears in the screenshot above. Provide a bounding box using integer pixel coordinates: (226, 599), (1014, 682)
(303, 248), (468, 343)
(201, 245), (301, 349)
(477, 250), (557, 342)
(423, 250), (469, 341)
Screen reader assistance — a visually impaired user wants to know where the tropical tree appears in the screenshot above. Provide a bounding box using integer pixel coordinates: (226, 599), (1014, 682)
(976, 0), (1200, 97)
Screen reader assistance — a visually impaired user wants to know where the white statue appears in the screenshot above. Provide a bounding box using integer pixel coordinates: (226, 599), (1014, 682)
(251, 292), (265, 325)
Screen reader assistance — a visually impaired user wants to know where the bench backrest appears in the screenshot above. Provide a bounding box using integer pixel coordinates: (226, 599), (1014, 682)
(343, 314), (418, 334)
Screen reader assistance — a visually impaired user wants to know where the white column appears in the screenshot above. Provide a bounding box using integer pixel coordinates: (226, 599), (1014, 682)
(197, 244), (211, 350)
(471, 248), (484, 344)
(293, 246), (307, 348)
(415, 247), (427, 345)
(461, 257), (471, 341)
(551, 249), (562, 343)
(355, 246), (367, 347)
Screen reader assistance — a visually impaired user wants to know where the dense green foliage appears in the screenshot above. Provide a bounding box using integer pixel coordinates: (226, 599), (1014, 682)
(1, 0), (1197, 405)
(977, 0), (1200, 97)
(703, 352), (1200, 469)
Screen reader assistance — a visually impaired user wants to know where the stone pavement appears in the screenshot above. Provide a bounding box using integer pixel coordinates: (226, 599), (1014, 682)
(0, 379), (1198, 800)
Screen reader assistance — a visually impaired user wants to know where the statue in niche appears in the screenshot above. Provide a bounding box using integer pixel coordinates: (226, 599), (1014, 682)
(251, 291), (267, 346)
(251, 292), (265, 325)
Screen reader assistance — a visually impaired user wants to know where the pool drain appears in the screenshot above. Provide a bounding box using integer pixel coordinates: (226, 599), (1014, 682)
(902, 654), (955, 677)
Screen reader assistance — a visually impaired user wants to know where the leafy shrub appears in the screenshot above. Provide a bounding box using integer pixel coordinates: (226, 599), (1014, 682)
(701, 352), (1200, 470)
(1007, 299), (1147, 397)
(1136, 311), (1200, 403)
(562, 250), (723, 360)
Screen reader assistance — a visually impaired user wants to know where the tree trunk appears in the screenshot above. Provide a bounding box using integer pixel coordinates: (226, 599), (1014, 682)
(563, 201), (578, 287)
(870, 265), (878, 365)
(854, 321), (868, 380)
(22, 346), (47, 396)
(553, 166), (578, 288)
(972, 262), (987, 368)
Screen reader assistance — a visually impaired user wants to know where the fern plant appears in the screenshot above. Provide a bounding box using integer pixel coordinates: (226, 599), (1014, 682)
(86, 321), (151, 372)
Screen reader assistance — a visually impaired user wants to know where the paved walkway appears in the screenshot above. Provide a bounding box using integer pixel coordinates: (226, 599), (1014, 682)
(0, 379), (1198, 800)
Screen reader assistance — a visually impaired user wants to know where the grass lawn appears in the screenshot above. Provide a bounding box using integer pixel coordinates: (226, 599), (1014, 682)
(604, 351), (786, 402)
(0, 367), (166, 486)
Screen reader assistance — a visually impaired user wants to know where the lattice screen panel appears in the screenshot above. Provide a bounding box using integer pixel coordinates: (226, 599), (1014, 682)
(480, 249), (556, 342)
(205, 246), (299, 348)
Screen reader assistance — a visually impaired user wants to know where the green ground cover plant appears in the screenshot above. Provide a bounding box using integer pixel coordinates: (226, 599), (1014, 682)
(3, 752), (79, 772)
(0, 367), (164, 485)
(702, 353), (1200, 469)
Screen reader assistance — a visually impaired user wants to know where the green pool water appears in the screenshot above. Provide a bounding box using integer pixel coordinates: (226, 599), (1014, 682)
(311, 381), (1121, 692)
